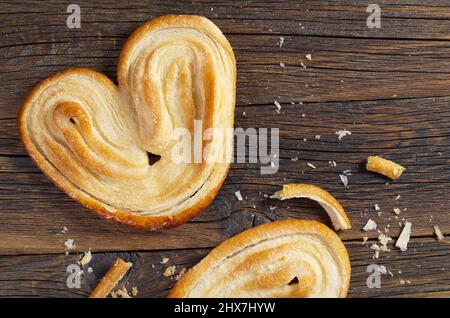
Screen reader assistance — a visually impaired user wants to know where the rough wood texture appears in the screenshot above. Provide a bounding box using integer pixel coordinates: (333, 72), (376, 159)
(0, 238), (448, 298)
(0, 0), (449, 297)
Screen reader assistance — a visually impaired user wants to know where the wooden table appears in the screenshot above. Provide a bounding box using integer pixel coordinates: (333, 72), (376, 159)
(1, 0), (449, 298)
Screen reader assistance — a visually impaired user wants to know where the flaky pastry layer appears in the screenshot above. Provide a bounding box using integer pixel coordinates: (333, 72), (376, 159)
(18, 15), (236, 229)
(169, 220), (351, 298)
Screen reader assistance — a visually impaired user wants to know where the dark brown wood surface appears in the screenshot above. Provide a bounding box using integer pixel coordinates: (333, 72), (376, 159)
(0, 0), (449, 297)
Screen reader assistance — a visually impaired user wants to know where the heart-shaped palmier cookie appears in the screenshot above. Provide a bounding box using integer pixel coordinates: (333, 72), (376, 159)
(18, 15), (236, 229)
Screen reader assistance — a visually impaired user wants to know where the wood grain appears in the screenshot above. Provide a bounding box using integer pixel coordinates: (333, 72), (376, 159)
(0, 237), (448, 298)
(0, 0), (449, 297)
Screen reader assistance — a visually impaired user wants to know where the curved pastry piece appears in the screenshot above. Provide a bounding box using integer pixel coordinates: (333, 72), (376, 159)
(18, 15), (236, 229)
(271, 184), (351, 231)
(169, 220), (351, 298)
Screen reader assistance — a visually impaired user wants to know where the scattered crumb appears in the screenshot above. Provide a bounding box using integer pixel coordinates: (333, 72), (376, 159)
(399, 279), (411, 285)
(163, 265), (177, 277)
(235, 190), (243, 201)
(342, 169), (352, 175)
(160, 257), (170, 264)
(395, 195), (401, 200)
(175, 267), (187, 281)
(396, 222), (412, 251)
(87, 267), (93, 273)
(64, 239), (74, 255)
(305, 54), (312, 61)
(362, 237), (368, 244)
(111, 288), (131, 298)
(79, 249), (92, 267)
(291, 157), (299, 162)
(378, 265), (387, 275)
(307, 163), (316, 169)
(339, 174), (348, 187)
(300, 62), (306, 68)
(131, 287), (139, 297)
(278, 36), (284, 47)
(274, 101), (281, 113)
(378, 233), (393, 249)
(433, 225), (444, 241)
(315, 135), (321, 140)
(334, 130), (351, 141)
(57, 226), (69, 236)
(370, 244), (380, 259)
(393, 208), (401, 215)
(374, 204), (381, 211)
(279, 62), (285, 67)
(363, 219), (377, 232)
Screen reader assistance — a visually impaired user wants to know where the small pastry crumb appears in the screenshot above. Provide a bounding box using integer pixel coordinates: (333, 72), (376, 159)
(111, 288), (131, 298)
(274, 101), (282, 113)
(175, 267), (187, 281)
(160, 256), (169, 264)
(234, 190), (243, 201)
(339, 174), (348, 187)
(433, 225), (444, 241)
(64, 239), (74, 255)
(79, 249), (92, 267)
(366, 156), (405, 180)
(335, 130), (351, 141)
(396, 222), (412, 251)
(163, 265), (177, 277)
(363, 219), (377, 232)
(378, 233), (393, 249)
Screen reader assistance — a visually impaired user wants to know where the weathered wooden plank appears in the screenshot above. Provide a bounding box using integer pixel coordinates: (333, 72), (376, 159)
(0, 237), (448, 297)
(2, 36), (450, 118)
(2, 2), (450, 118)
(2, 0), (450, 40)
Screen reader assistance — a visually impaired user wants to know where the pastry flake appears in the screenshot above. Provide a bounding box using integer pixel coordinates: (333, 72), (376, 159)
(366, 156), (405, 180)
(270, 184), (351, 231)
(18, 15), (236, 229)
(90, 258), (132, 298)
(395, 222), (412, 252)
(169, 220), (351, 298)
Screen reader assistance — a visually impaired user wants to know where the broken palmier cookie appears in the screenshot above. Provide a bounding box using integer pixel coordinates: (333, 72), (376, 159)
(271, 184), (351, 231)
(169, 220), (351, 298)
(366, 156), (405, 180)
(18, 15), (236, 229)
